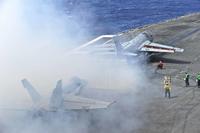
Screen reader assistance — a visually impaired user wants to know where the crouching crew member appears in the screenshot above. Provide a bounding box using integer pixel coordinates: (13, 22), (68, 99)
(157, 61), (164, 69)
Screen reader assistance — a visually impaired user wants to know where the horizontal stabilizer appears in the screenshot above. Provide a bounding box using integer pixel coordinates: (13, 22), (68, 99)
(63, 95), (114, 110)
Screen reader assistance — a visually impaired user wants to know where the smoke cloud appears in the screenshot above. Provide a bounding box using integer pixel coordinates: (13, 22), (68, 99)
(0, 0), (152, 133)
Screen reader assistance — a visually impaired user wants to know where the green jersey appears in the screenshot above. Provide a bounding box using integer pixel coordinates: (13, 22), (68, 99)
(197, 74), (200, 80)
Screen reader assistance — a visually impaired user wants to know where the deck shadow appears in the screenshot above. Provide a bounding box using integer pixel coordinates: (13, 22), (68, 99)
(150, 56), (191, 64)
(170, 96), (178, 99)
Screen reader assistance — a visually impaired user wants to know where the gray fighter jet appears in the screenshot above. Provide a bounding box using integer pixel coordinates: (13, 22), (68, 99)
(15, 79), (113, 114)
(70, 32), (184, 58)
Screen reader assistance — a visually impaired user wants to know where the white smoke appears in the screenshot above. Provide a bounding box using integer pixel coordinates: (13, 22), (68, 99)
(0, 0), (89, 102)
(0, 0), (152, 133)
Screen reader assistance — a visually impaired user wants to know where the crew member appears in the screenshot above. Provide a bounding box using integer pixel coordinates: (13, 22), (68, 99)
(157, 61), (164, 69)
(163, 76), (171, 98)
(196, 73), (200, 88)
(164, 80), (171, 98)
(184, 72), (190, 87)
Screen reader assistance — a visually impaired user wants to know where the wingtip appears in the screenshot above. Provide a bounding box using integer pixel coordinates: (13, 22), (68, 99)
(107, 101), (117, 108)
(174, 48), (184, 53)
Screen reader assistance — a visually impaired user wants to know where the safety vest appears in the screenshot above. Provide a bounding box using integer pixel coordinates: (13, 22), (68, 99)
(164, 84), (171, 90)
(184, 74), (189, 80)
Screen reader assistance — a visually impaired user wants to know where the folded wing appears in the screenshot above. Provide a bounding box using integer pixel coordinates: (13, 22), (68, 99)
(139, 41), (184, 53)
(50, 80), (113, 111)
(69, 34), (118, 57)
(62, 94), (113, 110)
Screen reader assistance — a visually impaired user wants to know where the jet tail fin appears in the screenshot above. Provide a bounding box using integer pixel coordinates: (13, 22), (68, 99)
(21, 79), (41, 104)
(49, 80), (64, 109)
(113, 36), (124, 56)
(113, 36), (138, 57)
(55, 80), (62, 90)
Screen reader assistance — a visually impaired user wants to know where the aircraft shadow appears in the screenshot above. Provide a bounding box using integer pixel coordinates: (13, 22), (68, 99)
(149, 56), (191, 64)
